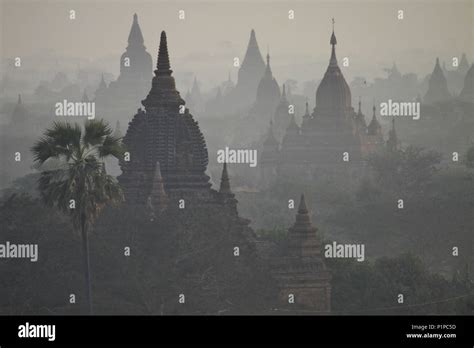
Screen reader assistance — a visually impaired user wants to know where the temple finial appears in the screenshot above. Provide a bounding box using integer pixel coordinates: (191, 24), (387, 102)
(219, 162), (232, 194)
(329, 18), (338, 65)
(156, 31), (172, 75)
(298, 194), (308, 214)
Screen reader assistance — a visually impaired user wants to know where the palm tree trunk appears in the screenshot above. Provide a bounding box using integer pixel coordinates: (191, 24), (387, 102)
(81, 217), (93, 315)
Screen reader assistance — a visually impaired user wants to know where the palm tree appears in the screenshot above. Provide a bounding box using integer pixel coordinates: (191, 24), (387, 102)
(31, 119), (125, 314)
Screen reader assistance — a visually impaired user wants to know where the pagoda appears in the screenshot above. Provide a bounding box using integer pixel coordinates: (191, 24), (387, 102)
(424, 58), (451, 105)
(272, 194), (332, 312)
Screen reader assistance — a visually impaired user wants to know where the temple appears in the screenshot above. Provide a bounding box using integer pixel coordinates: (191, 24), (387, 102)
(261, 20), (389, 185)
(271, 194), (332, 312)
(93, 14), (153, 132)
(249, 52), (281, 128)
(10, 94), (28, 124)
(423, 58), (451, 105)
(119, 31), (210, 201)
(230, 29), (266, 109)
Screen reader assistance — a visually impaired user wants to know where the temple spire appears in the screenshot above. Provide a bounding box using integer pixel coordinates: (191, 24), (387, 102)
(298, 194), (308, 214)
(156, 31), (171, 75)
(142, 31), (184, 108)
(291, 193), (314, 231)
(367, 103), (382, 135)
(219, 162), (232, 194)
(329, 18), (338, 67)
(128, 13), (145, 47)
(264, 117), (279, 146)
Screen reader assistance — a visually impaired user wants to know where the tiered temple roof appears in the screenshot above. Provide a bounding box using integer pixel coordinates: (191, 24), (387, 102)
(272, 194), (331, 311)
(233, 29), (266, 107)
(119, 31), (210, 203)
(424, 58), (451, 105)
(315, 19), (352, 115)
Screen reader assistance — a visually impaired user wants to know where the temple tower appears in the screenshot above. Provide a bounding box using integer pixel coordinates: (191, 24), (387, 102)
(272, 194), (331, 312)
(364, 104), (384, 155)
(424, 58), (451, 105)
(273, 84), (290, 140)
(119, 13), (153, 82)
(119, 31), (210, 203)
(253, 52), (281, 118)
(11, 94), (28, 124)
(233, 29), (266, 107)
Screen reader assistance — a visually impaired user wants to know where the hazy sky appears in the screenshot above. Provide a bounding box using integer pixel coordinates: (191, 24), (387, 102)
(1, 0), (473, 89)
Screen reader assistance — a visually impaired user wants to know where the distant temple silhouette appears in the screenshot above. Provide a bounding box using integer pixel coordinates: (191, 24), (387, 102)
(423, 58), (451, 105)
(233, 29), (266, 107)
(260, 20), (393, 187)
(93, 14), (153, 127)
(207, 29), (267, 114)
(249, 51), (281, 126)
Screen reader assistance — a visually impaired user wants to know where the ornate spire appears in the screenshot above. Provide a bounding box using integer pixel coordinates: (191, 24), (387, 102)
(128, 13), (145, 47)
(142, 31), (184, 109)
(298, 194), (308, 214)
(156, 31), (171, 75)
(424, 57), (451, 105)
(329, 18), (338, 67)
(264, 51), (273, 78)
(219, 162), (232, 194)
(367, 103), (382, 135)
(290, 193), (316, 235)
(264, 117), (279, 146)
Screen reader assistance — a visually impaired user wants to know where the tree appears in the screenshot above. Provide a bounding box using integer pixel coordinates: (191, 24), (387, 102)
(31, 120), (124, 314)
(367, 146), (441, 196)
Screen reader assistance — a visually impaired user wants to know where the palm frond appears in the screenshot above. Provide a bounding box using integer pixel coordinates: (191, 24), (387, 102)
(83, 119), (112, 147)
(45, 121), (82, 150)
(97, 135), (126, 159)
